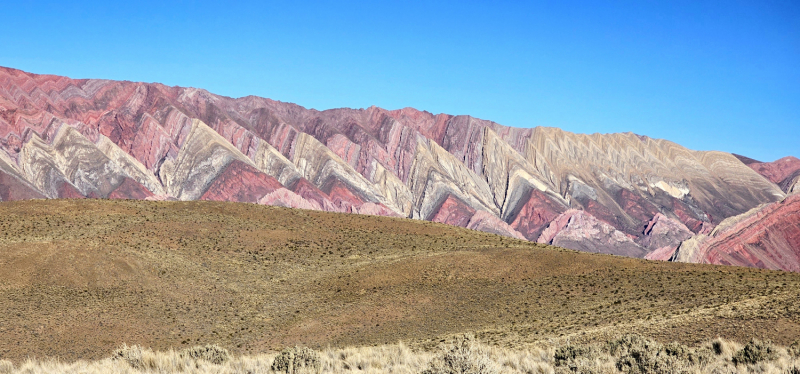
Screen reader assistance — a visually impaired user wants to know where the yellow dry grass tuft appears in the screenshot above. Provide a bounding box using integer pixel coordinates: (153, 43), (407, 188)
(3, 337), (800, 374)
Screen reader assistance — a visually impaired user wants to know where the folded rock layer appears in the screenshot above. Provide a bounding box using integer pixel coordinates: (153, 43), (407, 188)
(0, 66), (793, 268)
(671, 194), (800, 271)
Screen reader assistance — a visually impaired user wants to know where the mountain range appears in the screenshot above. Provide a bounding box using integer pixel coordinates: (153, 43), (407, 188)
(0, 66), (797, 270)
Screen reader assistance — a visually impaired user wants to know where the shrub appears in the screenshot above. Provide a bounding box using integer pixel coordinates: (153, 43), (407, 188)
(708, 338), (738, 358)
(731, 339), (777, 366)
(554, 345), (597, 366)
(789, 340), (800, 358)
(615, 347), (689, 374)
(553, 344), (603, 373)
(662, 342), (691, 360)
(0, 360), (13, 374)
(422, 334), (497, 374)
(663, 342), (712, 366)
(606, 334), (662, 357)
(179, 344), (230, 365)
(271, 346), (321, 374)
(553, 366), (605, 374)
(687, 346), (714, 366)
(712, 340), (724, 355)
(111, 344), (153, 370)
(607, 335), (698, 374)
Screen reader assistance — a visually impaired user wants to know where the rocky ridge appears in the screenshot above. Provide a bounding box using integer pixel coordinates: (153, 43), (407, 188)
(0, 66), (792, 267)
(671, 194), (800, 271)
(737, 155), (800, 195)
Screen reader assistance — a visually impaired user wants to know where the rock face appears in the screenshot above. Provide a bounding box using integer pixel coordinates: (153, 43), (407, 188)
(0, 66), (793, 266)
(671, 194), (800, 271)
(637, 214), (695, 261)
(537, 209), (648, 257)
(737, 155), (800, 195)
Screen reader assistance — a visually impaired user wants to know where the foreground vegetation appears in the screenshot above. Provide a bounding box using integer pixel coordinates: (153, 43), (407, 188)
(1, 200), (799, 363)
(2, 335), (800, 373)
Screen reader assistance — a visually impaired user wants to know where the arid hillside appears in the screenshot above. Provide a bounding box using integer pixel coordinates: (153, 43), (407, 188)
(0, 199), (799, 363)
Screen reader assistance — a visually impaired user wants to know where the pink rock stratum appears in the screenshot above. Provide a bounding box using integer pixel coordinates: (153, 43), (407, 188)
(671, 194), (800, 271)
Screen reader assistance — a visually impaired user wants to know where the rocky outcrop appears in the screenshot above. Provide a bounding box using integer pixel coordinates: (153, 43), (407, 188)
(465, 210), (526, 240)
(671, 194), (800, 271)
(0, 66), (794, 264)
(787, 178), (800, 195)
(159, 119), (255, 201)
(637, 213), (694, 261)
(537, 210), (648, 258)
(739, 155), (800, 195)
(200, 160), (283, 203)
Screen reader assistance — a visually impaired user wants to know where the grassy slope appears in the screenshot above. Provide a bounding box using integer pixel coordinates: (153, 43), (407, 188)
(0, 199), (798, 361)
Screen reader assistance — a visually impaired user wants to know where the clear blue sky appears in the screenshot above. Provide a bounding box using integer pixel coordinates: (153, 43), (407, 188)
(2, 1), (798, 161)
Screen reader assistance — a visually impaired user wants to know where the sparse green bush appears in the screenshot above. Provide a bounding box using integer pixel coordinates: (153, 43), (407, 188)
(731, 339), (777, 366)
(271, 346), (321, 373)
(179, 344), (230, 364)
(423, 334), (497, 374)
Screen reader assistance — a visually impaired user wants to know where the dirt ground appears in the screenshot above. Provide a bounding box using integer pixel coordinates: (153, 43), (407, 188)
(0, 199), (798, 361)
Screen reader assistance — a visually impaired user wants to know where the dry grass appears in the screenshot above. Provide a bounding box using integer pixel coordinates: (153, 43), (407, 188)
(1, 337), (799, 373)
(0, 199), (799, 363)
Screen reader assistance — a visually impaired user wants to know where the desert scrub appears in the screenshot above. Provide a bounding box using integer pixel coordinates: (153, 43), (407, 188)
(271, 346), (321, 373)
(553, 344), (604, 373)
(606, 334), (709, 374)
(554, 344), (598, 366)
(789, 340), (800, 358)
(663, 342), (712, 366)
(606, 335), (659, 357)
(709, 337), (740, 359)
(732, 339), (778, 366)
(0, 360), (12, 374)
(615, 347), (688, 374)
(179, 344), (230, 364)
(111, 344), (155, 370)
(422, 334), (497, 374)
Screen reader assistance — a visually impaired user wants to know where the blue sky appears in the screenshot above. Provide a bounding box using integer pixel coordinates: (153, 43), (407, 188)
(2, 1), (798, 161)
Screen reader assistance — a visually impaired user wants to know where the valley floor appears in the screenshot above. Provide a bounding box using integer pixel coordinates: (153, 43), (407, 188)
(0, 200), (799, 372)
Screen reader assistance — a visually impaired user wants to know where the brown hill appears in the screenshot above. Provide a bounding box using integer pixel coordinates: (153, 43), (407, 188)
(0, 199), (798, 362)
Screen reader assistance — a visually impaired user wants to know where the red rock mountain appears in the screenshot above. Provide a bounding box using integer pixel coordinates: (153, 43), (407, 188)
(0, 66), (795, 269)
(735, 154), (800, 195)
(671, 194), (800, 272)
